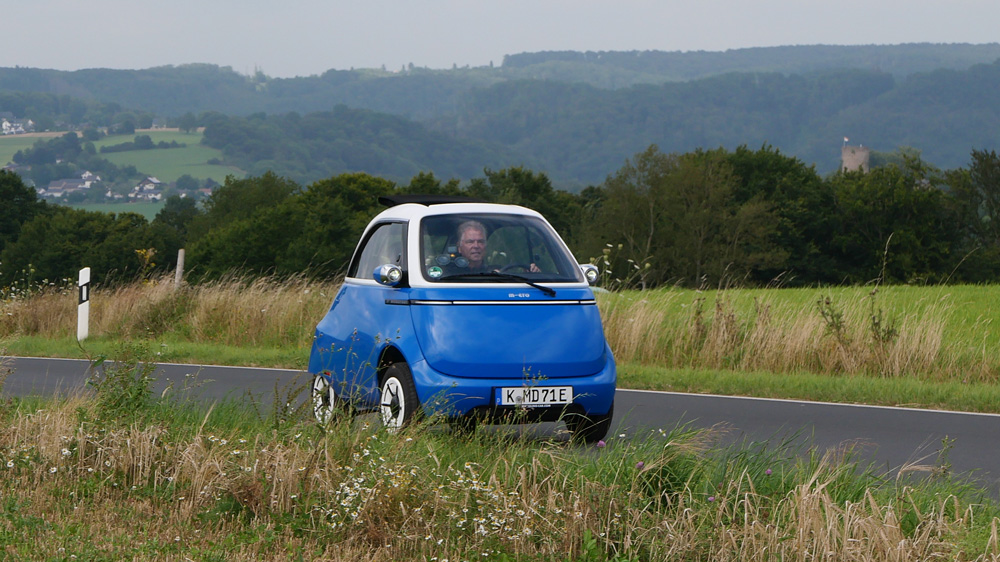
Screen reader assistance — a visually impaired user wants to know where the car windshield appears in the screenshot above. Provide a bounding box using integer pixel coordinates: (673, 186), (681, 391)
(420, 213), (584, 283)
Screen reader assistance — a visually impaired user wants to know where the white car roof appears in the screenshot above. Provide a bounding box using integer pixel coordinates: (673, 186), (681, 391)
(370, 202), (544, 223)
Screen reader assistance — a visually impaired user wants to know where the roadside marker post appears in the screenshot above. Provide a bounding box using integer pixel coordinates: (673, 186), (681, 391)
(77, 267), (90, 342)
(175, 248), (185, 289)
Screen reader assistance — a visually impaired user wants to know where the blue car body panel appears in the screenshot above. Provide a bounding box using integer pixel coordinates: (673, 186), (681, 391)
(309, 283), (615, 417)
(407, 287), (606, 380)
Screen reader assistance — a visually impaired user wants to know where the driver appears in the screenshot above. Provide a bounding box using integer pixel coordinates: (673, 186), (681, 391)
(456, 220), (489, 271)
(455, 220), (540, 273)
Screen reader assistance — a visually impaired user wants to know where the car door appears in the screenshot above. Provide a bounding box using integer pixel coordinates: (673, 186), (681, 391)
(309, 221), (409, 407)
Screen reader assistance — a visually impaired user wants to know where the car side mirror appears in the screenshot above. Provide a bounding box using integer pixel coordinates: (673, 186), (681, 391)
(579, 264), (599, 285)
(374, 264), (403, 287)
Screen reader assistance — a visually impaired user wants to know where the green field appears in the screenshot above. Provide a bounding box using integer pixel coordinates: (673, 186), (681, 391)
(93, 129), (243, 183)
(0, 130), (243, 184)
(0, 134), (48, 166)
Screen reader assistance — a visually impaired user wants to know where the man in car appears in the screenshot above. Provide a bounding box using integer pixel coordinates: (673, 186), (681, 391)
(456, 220), (540, 273)
(456, 220), (489, 270)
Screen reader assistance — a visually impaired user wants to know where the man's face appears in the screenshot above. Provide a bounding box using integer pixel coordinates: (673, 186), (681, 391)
(459, 228), (486, 266)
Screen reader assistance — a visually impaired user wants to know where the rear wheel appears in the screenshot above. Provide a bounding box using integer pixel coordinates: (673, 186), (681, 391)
(379, 363), (420, 432)
(565, 402), (614, 444)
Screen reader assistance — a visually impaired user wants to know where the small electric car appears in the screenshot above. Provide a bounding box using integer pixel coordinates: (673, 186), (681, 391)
(308, 195), (616, 442)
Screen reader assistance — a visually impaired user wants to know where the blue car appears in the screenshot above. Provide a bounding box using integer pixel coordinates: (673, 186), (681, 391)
(308, 195), (616, 442)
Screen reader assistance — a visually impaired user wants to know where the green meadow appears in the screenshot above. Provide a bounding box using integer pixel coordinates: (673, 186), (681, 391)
(0, 130), (242, 184)
(93, 129), (243, 183)
(0, 134), (50, 166)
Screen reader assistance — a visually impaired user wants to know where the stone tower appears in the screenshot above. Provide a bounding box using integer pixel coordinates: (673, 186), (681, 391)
(841, 145), (870, 173)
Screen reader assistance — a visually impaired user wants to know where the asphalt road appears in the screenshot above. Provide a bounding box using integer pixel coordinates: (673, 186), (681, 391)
(4, 356), (999, 493)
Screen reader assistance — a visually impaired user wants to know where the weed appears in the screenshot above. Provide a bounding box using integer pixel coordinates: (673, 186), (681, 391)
(85, 340), (156, 423)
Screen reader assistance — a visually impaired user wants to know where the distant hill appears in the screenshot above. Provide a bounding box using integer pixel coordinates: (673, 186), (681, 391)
(501, 44), (1000, 84)
(2, 44), (1000, 185)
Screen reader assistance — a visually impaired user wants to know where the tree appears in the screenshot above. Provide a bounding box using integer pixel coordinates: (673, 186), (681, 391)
(0, 170), (48, 256)
(829, 157), (961, 283)
(187, 172), (397, 279)
(594, 145), (785, 287)
(134, 135), (154, 150)
(178, 112), (198, 133)
(187, 172), (300, 241)
(153, 196), (201, 240)
(465, 167), (581, 237)
(0, 207), (177, 287)
(174, 174), (200, 192)
(725, 145), (833, 284)
(944, 149), (1000, 280)
(280, 173), (398, 276)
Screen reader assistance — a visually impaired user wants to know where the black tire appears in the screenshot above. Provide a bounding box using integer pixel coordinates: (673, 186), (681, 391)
(379, 363), (420, 432)
(566, 401), (614, 444)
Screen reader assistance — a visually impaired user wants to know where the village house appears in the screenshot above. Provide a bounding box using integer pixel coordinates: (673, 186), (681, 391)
(36, 171), (102, 199)
(1, 116), (35, 135)
(130, 176), (163, 201)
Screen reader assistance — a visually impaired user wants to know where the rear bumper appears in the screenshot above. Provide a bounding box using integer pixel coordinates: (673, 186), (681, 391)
(408, 346), (616, 418)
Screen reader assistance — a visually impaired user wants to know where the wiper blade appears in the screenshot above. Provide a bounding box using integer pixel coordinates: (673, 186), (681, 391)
(440, 272), (557, 297)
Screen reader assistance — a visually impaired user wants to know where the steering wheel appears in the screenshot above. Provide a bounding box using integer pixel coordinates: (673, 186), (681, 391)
(499, 263), (531, 273)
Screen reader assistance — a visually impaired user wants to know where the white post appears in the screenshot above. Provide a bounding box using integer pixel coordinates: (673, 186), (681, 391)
(77, 267), (90, 342)
(174, 248), (185, 289)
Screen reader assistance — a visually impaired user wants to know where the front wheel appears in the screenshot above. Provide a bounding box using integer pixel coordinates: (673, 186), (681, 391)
(312, 374), (337, 424)
(565, 401), (614, 444)
(379, 363), (420, 432)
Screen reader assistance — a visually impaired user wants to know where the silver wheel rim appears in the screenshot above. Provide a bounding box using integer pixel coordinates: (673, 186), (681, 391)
(379, 376), (406, 432)
(312, 375), (334, 424)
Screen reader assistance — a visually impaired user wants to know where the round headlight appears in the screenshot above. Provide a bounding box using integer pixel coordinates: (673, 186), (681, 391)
(374, 264), (404, 286)
(581, 264), (599, 285)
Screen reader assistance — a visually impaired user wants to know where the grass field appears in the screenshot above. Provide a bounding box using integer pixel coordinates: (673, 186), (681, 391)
(93, 129), (243, 183)
(0, 129), (243, 184)
(4, 279), (1000, 558)
(5, 277), (1000, 413)
(1, 364), (993, 560)
(0, 134), (46, 166)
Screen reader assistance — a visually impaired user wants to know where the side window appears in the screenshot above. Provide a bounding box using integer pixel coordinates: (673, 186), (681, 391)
(348, 222), (406, 279)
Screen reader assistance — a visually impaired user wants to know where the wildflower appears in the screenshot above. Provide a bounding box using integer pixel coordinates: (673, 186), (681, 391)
(596, 440), (606, 448)
(765, 469), (773, 476)
(49, 467), (58, 473)
(636, 461), (645, 470)
(707, 496), (715, 502)
(6, 460), (12, 468)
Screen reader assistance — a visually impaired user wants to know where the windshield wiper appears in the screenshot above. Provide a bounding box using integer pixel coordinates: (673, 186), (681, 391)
(440, 272), (557, 297)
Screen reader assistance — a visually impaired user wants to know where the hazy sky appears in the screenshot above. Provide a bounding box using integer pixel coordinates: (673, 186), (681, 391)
(3, 1), (998, 78)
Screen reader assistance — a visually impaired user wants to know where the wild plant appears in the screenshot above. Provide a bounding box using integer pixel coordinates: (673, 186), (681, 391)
(85, 340), (156, 424)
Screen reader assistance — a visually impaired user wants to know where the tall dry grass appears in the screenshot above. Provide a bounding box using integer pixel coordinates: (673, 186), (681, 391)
(0, 392), (996, 561)
(0, 274), (341, 348)
(597, 288), (997, 382)
(3, 275), (998, 383)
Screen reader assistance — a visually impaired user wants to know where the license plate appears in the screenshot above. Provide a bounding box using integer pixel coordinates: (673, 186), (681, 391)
(497, 386), (573, 406)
